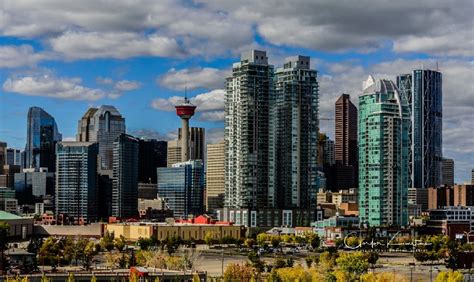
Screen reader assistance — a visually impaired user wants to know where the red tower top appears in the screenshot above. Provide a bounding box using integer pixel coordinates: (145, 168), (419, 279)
(175, 97), (196, 119)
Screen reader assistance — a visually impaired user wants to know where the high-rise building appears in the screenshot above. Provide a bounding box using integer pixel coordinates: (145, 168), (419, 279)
(25, 107), (62, 171)
(157, 160), (204, 218)
(428, 186), (454, 210)
(441, 158), (454, 186)
(6, 148), (21, 166)
(0, 165), (20, 188)
(166, 140), (181, 167)
(225, 50), (273, 209)
(472, 169), (474, 185)
(269, 55), (318, 209)
(358, 76), (410, 226)
(167, 127), (205, 167)
(112, 134), (139, 219)
(206, 140), (225, 212)
(76, 106), (126, 170)
(397, 69), (442, 189)
(335, 94), (358, 166)
(453, 184), (474, 206)
(56, 142), (98, 224)
(138, 139), (167, 183)
(0, 142), (6, 170)
(14, 168), (54, 205)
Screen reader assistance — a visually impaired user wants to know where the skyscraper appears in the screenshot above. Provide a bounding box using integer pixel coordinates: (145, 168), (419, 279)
(206, 140), (225, 212)
(358, 76), (410, 226)
(56, 142), (98, 224)
(6, 148), (21, 166)
(225, 50), (273, 209)
(0, 142), (6, 170)
(167, 127), (205, 167)
(335, 94), (358, 166)
(397, 69), (442, 189)
(138, 139), (167, 183)
(269, 55), (319, 209)
(25, 107), (62, 171)
(157, 160), (204, 218)
(441, 158), (454, 186)
(76, 105), (125, 170)
(112, 134), (139, 219)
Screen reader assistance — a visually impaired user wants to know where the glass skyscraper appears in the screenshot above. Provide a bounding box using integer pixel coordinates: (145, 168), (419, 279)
(157, 160), (204, 218)
(56, 142), (98, 224)
(397, 69), (442, 189)
(358, 76), (410, 227)
(225, 50), (274, 209)
(269, 55), (319, 209)
(112, 134), (139, 219)
(25, 107), (62, 171)
(76, 105), (126, 170)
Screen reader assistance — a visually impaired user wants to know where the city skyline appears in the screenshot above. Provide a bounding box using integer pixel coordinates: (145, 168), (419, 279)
(0, 1), (473, 183)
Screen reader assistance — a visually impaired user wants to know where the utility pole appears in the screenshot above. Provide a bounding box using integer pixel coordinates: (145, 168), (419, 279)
(221, 248), (224, 278)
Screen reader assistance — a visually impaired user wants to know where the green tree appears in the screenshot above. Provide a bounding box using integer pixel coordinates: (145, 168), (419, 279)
(82, 241), (97, 270)
(307, 233), (320, 250)
(204, 231), (215, 246)
(100, 231), (115, 252)
(335, 252), (369, 280)
(414, 251), (430, 263)
(164, 236), (181, 255)
(435, 270), (463, 282)
(256, 233), (268, 246)
(39, 237), (62, 270)
(244, 238), (255, 249)
(223, 263), (253, 281)
(114, 235), (126, 252)
(271, 236), (281, 249)
(247, 251), (265, 272)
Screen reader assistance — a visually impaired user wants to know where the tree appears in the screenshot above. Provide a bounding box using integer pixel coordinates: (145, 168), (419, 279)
(307, 233), (321, 250)
(114, 236), (126, 252)
(271, 236), (281, 249)
(224, 263), (253, 281)
(276, 266), (311, 281)
(414, 251), (429, 263)
(100, 231), (115, 252)
(164, 236), (181, 255)
(82, 241), (97, 270)
(335, 252), (369, 280)
(248, 251), (265, 272)
(256, 233), (268, 246)
(444, 239), (459, 270)
(244, 238), (255, 249)
(0, 222), (9, 275)
(435, 270), (463, 282)
(137, 238), (151, 251)
(365, 252), (379, 270)
(39, 237), (62, 270)
(204, 231), (215, 246)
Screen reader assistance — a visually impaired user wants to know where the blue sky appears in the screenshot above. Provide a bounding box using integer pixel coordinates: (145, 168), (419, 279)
(0, 0), (473, 182)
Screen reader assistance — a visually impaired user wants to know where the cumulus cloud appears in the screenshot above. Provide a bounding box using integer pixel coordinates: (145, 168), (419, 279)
(114, 80), (141, 91)
(158, 67), (229, 90)
(3, 75), (107, 101)
(96, 77), (113, 85)
(128, 128), (174, 141)
(49, 31), (184, 60)
(151, 89), (225, 121)
(0, 45), (48, 68)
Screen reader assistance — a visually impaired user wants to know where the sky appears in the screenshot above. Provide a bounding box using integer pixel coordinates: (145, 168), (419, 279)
(0, 0), (473, 183)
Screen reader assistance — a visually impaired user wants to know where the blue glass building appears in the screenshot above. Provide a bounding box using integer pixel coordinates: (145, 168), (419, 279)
(397, 69), (442, 189)
(157, 160), (204, 218)
(25, 107), (62, 172)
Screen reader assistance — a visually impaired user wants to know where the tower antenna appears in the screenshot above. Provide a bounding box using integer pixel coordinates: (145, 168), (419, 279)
(184, 85), (188, 103)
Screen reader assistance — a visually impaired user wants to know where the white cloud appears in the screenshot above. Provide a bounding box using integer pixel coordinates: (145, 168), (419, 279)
(3, 75), (107, 101)
(158, 67), (229, 90)
(151, 89), (225, 121)
(49, 31), (184, 60)
(63, 136), (75, 141)
(0, 45), (47, 68)
(114, 80), (141, 91)
(96, 76), (113, 85)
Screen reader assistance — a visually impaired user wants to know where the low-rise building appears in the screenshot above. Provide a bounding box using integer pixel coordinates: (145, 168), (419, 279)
(425, 206), (474, 240)
(331, 188), (357, 207)
(0, 211), (34, 239)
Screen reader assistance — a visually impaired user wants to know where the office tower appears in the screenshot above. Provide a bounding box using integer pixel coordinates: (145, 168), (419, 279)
(138, 182), (158, 200)
(112, 134), (139, 219)
(157, 160), (204, 218)
(56, 142), (98, 224)
(25, 107), (62, 171)
(166, 140), (181, 167)
(0, 142), (6, 170)
(225, 50), (273, 209)
(269, 55), (318, 209)
(0, 165), (20, 188)
(14, 168), (54, 205)
(472, 169), (474, 185)
(0, 187), (16, 212)
(138, 139), (167, 183)
(428, 186), (454, 209)
(167, 127), (205, 167)
(98, 174), (113, 220)
(407, 188), (428, 211)
(441, 158), (454, 186)
(397, 69), (442, 189)
(76, 105), (126, 170)
(317, 133), (334, 167)
(6, 148), (21, 166)
(335, 94), (358, 166)
(76, 108), (98, 142)
(453, 184), (474, 206)
(358, 76), (410, 226)
(206, 140), (225, 212)
(178, 127), (205, 161)
(175, 97), (197, 162)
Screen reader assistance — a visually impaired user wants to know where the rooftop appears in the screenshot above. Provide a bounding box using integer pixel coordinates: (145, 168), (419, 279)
(0, 211), (22, 220)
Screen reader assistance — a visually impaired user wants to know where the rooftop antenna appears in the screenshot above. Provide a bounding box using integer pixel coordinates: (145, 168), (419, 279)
(184, 85), (188, 103)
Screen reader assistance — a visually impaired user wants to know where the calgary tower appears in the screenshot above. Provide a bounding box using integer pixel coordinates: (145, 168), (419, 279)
(175, 93), (196, 162)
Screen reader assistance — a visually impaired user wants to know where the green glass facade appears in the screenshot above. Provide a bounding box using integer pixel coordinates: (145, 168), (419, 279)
(358, 77), (410, 227)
